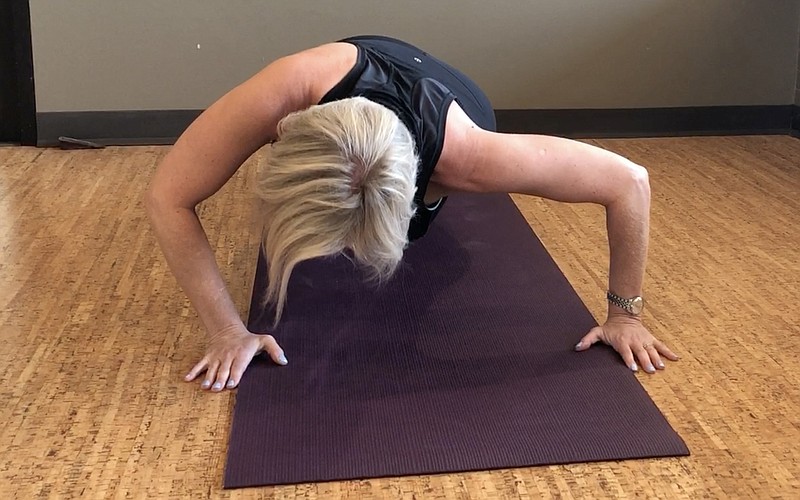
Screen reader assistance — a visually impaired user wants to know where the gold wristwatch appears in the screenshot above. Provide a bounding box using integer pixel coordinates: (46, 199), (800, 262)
(606, 291), (645, 316)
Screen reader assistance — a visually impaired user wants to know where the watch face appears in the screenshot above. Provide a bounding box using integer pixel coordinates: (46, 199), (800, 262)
(631, 296), (644, 315)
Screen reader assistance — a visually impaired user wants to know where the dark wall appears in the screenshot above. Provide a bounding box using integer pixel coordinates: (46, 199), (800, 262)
(793, 11), (800, 135)
(792, 11), (800, 138)
(0, 0), (20, 142)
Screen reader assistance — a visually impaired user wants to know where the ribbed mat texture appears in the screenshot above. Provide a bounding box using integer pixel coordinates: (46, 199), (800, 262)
(224, 193), (689, 488)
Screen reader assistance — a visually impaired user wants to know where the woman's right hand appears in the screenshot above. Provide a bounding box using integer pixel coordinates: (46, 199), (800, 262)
(184, 324), (288, 392)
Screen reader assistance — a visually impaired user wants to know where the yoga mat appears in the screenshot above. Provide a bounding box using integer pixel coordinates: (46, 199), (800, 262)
(225, 193), (689, 488)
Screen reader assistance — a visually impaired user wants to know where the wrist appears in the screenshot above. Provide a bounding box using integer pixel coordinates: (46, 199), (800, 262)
(208, 321), (247, 341)
(606, 308), (642, 324)
(607, 303), (633, 317)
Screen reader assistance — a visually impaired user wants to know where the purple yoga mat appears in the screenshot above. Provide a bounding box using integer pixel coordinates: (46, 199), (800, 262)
(224, 193), (688, 488)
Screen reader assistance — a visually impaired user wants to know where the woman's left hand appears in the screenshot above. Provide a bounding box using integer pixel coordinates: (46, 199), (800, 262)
(574, 315), (679, 373)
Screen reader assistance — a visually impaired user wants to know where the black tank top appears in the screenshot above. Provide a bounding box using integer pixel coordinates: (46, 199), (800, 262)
(319, 35), (496, 241)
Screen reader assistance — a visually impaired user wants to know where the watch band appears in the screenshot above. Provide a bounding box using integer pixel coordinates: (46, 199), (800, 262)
(606, 291), (645, 315)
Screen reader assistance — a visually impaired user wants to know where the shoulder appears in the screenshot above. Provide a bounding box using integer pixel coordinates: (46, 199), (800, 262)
(274, 42), (359, 105)
(235, 42), (358, 123)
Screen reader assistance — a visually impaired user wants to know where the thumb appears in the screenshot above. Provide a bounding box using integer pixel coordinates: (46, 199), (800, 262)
(574, 326), (604, 352)
(259, 334), (288, 366)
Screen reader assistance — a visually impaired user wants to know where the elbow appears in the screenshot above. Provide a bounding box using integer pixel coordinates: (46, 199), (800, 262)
(631, 161), (649, 180)
(623, 162), (650, 202)
(143, 183), (198, 229)
(143, 184), (160, 221)
(143, 183), (176, 224)
(608, 161), (650, 209)
(630, 162), (650, 197)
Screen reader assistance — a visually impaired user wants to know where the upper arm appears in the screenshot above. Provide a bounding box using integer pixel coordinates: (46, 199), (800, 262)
(146, 47), (338, 209)
(437, 104), (647, 205)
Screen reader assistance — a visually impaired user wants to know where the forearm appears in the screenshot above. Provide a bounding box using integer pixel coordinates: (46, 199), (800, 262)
(146, 202), (245, 336)
(605, 170), (651, 318)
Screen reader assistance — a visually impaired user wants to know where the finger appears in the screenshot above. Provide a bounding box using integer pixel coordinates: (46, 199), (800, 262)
(185, 358), (209, 382)
(212, 359), (232, 392)
(574, 327), (604, 351)
(645, 344), (665, 370)
(618, 344), (638, 372)
(202, 361), (220, 390)
(656, 340), (680, 361)
(634, 347), (656, 374)
(260, 335), (288, 365)
(226, 355), (253, 389)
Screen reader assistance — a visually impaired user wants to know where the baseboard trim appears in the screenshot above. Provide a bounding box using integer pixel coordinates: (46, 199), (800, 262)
(36, 105), (795, 146)
(36, 109), (202, 147)
(495, 105), (794, 138)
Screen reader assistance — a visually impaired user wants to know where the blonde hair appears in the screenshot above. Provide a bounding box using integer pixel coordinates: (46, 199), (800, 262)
(255, 97), (418, 324)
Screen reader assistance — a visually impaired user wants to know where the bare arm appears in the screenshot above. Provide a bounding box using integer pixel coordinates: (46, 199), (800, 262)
(144, 45), (354, 390)
(145, 54), (312, 336)
(479, 135), (650, 317)
(438, 104), (677, 372)
(439, 106), (649, 311)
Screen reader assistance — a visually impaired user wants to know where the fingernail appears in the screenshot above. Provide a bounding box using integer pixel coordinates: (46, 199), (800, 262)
(278, 353), (288, 365)
(630, 363), (638, 372)
(212, 382), (222, 391)
(647, 365), (655, 373)
(657, 361), (665, 369)
(184, 374), (191, 381)
(226, 380), (236, 388)
(574, 342), (582, 350)
(201, 381), (211, 389)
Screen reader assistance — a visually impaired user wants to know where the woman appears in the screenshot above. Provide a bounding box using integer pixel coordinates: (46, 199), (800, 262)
(146, 35), (678, 392)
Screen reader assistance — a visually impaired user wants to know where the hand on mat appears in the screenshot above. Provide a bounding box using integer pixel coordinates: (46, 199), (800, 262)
(184, 324), (288, 392)
(574, 316), (678, 374)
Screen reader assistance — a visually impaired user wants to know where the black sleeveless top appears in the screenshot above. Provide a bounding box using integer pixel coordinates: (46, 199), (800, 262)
(319, 35), (496, 241)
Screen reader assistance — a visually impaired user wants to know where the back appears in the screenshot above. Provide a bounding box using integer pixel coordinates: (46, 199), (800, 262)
(320, 35), (496, 240)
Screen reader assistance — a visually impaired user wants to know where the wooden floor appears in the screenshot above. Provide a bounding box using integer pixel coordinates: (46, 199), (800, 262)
(0, 136), (798, 499)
